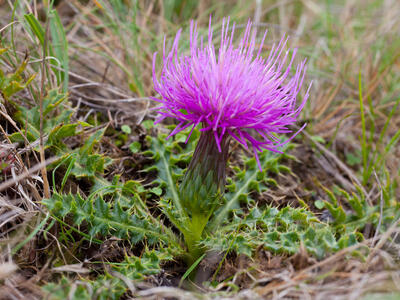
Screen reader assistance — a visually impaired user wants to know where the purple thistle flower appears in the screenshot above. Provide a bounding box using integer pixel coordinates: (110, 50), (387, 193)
(152, 17), (310, 170)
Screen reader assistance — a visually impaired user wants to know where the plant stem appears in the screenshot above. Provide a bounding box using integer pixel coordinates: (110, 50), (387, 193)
(184, 213), (209, 264)
(178, 130), (230, 264)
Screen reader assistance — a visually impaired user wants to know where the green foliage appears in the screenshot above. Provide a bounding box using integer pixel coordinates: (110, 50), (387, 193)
(10, 89), (74, 149)
(5, 83), (156, 250)
(143, 127), (202, 261)
(319, 185), (400, 234)
(209, 147), (294, 231)
(66, 128), (113, 178)
(43, 186), (181, 249)
(129, 141), (141, 153)
(144, 127), (311, 263)
(0, 49), (36, 101)
(113, 249), (171, 280)
(358, 77), (400, 185)
(42, 249), (170, 300)
(144, 127), (198, 202)
(143, 126), (398, 263)
(202, 206), (360, 259)
(121, 125), (131, 134)
(143, 127), (198, 234)
(23, 10), (69, 92)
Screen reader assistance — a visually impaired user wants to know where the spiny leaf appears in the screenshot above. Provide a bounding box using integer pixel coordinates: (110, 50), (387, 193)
(202, 206), (350, 259)
(209, 146), (292, 231)
(42, 249), (172, 300)
(43, 192), (181, 250)
(144, 127), (200, 232)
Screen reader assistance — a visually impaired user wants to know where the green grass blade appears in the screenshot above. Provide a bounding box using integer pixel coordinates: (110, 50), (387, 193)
(23, 13), (45, 46)
(179, 253), (206, 287)
(12, 213), (50, 255)
(49, 9), (69, 92)
(359, 73), (368, 184)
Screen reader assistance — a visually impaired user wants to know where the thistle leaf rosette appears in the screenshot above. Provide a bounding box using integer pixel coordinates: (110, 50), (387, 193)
(152, 17), (310, 169)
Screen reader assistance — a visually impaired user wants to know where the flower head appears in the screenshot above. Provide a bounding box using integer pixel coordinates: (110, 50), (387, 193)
(152, 17), (310, 169)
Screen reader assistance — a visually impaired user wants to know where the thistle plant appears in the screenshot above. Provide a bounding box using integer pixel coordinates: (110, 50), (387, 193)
(152, 17), (310, 263)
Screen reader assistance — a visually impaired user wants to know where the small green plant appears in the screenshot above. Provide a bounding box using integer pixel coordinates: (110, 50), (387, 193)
(319, 183), (400, 235)
(201, 206), (359, 259)
(42, 248), (171, 300)
(0, 48), (36, 103)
